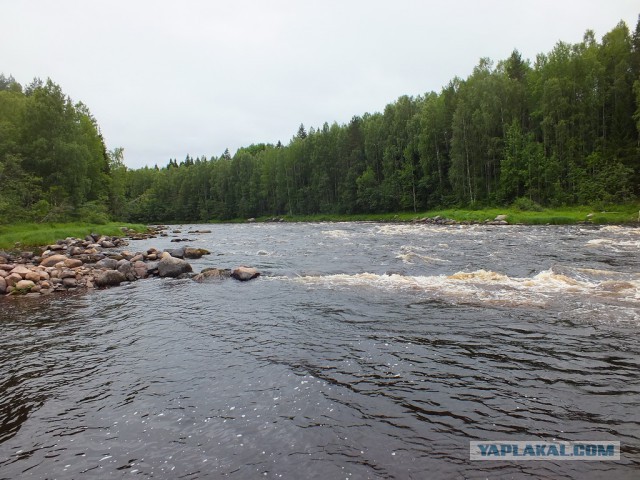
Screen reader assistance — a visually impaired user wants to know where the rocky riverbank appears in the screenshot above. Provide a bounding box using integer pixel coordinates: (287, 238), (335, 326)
(0, 231), (259, 297)
(411, 214), (509, 226)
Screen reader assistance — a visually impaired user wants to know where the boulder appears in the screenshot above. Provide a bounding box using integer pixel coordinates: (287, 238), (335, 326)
(15, 279), (36, 291)
(10, 265), (31, 278)
(95, 270), (126, 287)
(64, 258), (83, 268)
(5, 273), (22, 287)
(494, 214), (508, 222)
(158, 252), (192, 278)
(95, 258), (119, 270)
(40, 254), (68, 267)
(69, 246), (85, 256)
(117, 260), (136, 281)
(183, 247), (210, 259)
(47, 244), (65, 251)
(193, 268), (231, 282)
(0, 276), (6, 293)
(62, 278), (77, 288)
(59, 269), (76, 279)
(133, 261), (148, 278)
(231, 266), (260, 282)
(25, 271), (41, 283)
(166, 247), (185, 259)
(145, 261), (159, 276)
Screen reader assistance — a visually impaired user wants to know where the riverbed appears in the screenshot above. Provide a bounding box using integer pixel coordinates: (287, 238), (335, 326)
(1, 223), (639, 478)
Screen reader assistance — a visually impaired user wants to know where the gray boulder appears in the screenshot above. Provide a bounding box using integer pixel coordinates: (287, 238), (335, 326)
(158, 253), (193, 278)
(165, 247), (185, 259)
(193, 268), (231, 282)
(145, 261), (159, 276)
(95, 270), (126, 287)
(231, 266), (260, 281)
(96, 258), (119, 269)
(117, 260), (137, 281)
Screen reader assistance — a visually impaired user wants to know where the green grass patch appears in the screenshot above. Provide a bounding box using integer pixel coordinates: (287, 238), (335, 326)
(215, 204), (640, 225)
(0, 222), (148, 250)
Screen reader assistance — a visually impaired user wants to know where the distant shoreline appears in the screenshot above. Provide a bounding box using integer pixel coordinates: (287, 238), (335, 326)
(208, 206), (640, 226)
(1, 206), (638, 250)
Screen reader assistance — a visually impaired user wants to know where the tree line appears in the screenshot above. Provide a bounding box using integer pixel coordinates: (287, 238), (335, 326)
(0, 76), (113, 223)
(2, 18), (639, 224)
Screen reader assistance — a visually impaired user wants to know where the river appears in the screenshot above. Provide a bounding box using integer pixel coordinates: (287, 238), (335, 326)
(1, 222), (639, 479)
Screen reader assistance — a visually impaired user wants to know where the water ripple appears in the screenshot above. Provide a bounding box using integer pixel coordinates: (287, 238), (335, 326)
(1, 223), (639, 478)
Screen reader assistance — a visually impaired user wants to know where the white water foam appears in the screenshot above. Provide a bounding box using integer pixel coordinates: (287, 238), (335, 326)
(586, 238), (640, 250)
(283, 267), (640, 310)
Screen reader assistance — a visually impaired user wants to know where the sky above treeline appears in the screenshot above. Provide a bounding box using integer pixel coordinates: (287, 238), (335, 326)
(1, 0), (638, 169)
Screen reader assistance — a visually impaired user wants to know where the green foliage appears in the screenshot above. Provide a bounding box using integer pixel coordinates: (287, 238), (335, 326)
(0, 76), (109, 224)
(1, 16), (639, 225)
(512, 197), (543, 211)
(111, 18), (638, 222)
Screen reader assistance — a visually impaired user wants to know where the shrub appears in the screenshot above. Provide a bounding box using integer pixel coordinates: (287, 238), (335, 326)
(512, 197), (543, 211)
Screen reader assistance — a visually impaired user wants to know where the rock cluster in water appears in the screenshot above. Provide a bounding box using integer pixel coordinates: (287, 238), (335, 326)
(411, 214), (509, 225)
(0, 232), (259, 297)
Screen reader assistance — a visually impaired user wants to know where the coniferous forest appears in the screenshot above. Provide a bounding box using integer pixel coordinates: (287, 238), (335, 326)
(1, 19), (640, 224)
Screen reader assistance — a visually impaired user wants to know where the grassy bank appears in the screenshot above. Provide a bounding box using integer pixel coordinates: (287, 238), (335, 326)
(0, 222), (148, 250)
(229, 204), (640, 225)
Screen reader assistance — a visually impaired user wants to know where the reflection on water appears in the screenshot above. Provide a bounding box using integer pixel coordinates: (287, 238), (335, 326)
(1, 223), (639, 479)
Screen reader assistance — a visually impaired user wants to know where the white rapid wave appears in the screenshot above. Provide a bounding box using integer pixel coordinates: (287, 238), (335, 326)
(283, 267), (640, 312)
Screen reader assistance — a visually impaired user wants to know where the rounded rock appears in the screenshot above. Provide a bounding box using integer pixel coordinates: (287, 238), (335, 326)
(40, 254), (68, 267)
(16, 279), (36, 291)
(64, 258), (83, 268)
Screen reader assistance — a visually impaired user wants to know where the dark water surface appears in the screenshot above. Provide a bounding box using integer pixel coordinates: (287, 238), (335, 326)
(1, 223), (639, 479)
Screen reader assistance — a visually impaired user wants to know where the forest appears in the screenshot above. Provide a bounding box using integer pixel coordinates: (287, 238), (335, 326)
(1, 18), (639, 224)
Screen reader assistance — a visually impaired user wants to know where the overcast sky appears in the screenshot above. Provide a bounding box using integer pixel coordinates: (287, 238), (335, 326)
(1, 1), (637, 169)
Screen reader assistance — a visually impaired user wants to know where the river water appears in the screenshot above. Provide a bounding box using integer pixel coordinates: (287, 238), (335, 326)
(1, 222), (639, 479)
